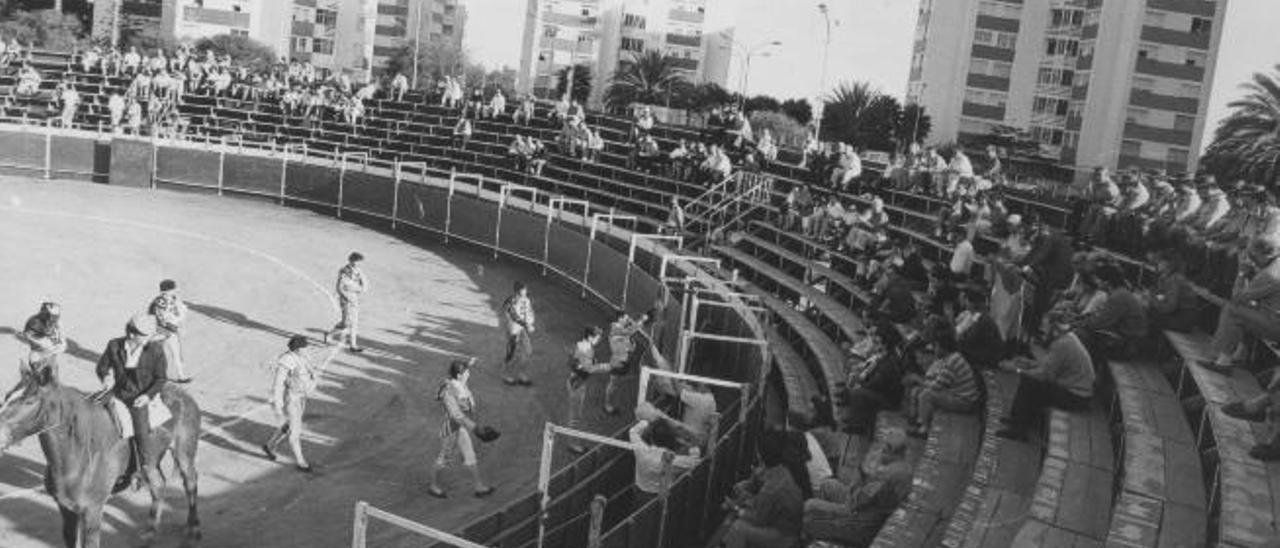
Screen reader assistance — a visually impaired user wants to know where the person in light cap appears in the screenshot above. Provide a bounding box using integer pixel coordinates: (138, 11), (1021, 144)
(149, 279), (190, 382)
(96, 313), (169, 489)
(19, 301), (66, 380)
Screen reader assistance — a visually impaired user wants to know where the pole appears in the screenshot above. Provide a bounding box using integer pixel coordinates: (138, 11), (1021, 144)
(814, 5), (832, 140)
(411, 0), (422, 88)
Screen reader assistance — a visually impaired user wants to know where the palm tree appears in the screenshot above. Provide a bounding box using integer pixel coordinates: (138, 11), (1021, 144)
(819, 81), (900, 151)
(604, 50), (689, 111)
(1202, 64), (1280, 185)
(555, 63), (593, 102)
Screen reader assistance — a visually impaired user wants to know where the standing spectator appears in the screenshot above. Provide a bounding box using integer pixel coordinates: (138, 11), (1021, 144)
(565, 327), (613, 454)
(1143, 252), (1199, 334)
(996, 310), (1095, 441)
(260, 335), (319, 473)
(122, 46), (141, 75)
(721, 429), (805, 548)
(948, 225), (977, 280)
(390, 72), (409, 102)
(839, 323), (906, 436)
(500, 281), (536, 386)
(631, 402), (702, 495)
(428, 358), (495, 498)
(666, 196), (686, 235)
(603, 310), (643, 415)
(57, 82), (80, 128)
(956, 289), (1004, 369)
(1019, 216), (1074, 335)
(325, 252), (368, 353)
(149, 279), (191, 383)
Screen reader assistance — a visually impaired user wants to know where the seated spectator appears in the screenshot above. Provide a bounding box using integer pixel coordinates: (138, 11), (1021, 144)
(452, 117), (472, 148)
(632, 105), (655, 141)
(949, 225), (977, 281)
(926, 265), (960, 318)
(584, 128), (604, 163)
(630, 403), (701, 494)
(830, 144), (863, 191)
(486, 89), (506, 119)
(108, 92), (126, 132)
(79, 46), (101, 74)
(512, 95), (535, 125)
(16, 62), (40, 96)
(390, 72), (409, 101)
(634, 134), (661, 173)
(1142, 251), (1200, 334)
(839, 322), (906, 436)
(122, 46), (141, 75)
(1076, 264), (1149, 360)
(57, 82), (80, 128)
(1200, 237), (1280, 372)
(956, 289), (1004, 369)
(721, 429), (805, 548)
(945, 149), (975, 197)
(466, 86), (484, 115)
(668, 139), (690, 180)
(996, 309), (1095, 441)
(904, 330), (981, 438)
(757, 128), (778, 162)
(898, 240), (929, 288)
(550, 96), (570, 125)
(508, 135), (531, 171)
(527, 138), (548, 175)
(802, 429), (912, 547)
(870, 265), (917, 324)
(799, 130), (820, 169)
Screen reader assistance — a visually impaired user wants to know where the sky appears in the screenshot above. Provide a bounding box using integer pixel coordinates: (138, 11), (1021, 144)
(463, 0), (1280, 151)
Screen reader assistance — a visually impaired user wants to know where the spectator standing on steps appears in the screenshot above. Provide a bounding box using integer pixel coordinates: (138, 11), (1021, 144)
(500, 281), (536, 386)
(326, 252), (368, 353)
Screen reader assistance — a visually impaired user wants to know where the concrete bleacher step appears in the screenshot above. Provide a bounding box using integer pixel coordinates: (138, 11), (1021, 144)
(745, 221), (874, 309)
(764, 324), (822, 426)
(939, 371), (1011, 547)
(1106, 360), (1207, 547)
(1010, 406), (1115, 547)
(1163, 329), (1280, 547)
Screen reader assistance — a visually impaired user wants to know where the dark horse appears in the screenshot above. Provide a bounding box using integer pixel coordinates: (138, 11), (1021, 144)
(0, 366), (201, 548)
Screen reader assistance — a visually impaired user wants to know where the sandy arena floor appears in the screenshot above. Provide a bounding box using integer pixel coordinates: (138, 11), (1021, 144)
(0, 177), (625, 547)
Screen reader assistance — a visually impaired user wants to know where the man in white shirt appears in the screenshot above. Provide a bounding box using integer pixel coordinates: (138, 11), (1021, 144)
(261, 335), (318, 472)
(630, 403), (700, 495)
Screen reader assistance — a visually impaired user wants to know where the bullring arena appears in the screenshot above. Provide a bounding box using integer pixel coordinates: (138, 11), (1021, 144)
(3, 39), (1280, 548)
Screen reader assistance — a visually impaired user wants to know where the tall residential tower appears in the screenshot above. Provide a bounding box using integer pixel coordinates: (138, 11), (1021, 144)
(516, 0), (735, 108)
(908, 0), (1229, 179)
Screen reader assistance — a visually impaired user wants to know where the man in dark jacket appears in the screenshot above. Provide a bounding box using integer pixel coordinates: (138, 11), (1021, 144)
(1019, 217), (1074, 333)
(956, 289), (1004, 369)
(96, 313), (169, 486)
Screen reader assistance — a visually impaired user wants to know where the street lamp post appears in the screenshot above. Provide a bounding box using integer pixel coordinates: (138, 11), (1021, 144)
(729, 40), (781, 108)
(814, 3), (833, 140)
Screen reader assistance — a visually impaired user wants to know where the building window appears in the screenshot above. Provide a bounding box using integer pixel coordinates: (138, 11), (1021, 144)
(315, 9), (336, 27)
(1174, 114), (1196, 132)
(1167, 148), (1190, 167)
(313, 38), (334, 55)
(996, 33), (1017, 49)
(621, 37), (644, 52)
(1122, 140), (1142, 157)
(291, 36), (310, 52)
(1051, 8), (1084, 28)
(543, 25), (558, 38)
(231, 29), (249, 37)
(1046, 38), (1079, 57)
(974, 29), (993, 45)
(623, 13), (646, 29)
(1185, 50), (1206, 67)
(1191, 17), (1212, 35)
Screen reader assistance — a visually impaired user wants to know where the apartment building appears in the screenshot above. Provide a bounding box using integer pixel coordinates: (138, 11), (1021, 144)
(370, 0), (467, 76)
(516, 0), (734, 107)
(93, 0), (291, 50)
(908, 0), (1229, 179)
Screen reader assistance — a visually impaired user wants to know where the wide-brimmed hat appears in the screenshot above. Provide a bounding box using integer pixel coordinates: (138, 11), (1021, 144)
(128, 313), (157, 336)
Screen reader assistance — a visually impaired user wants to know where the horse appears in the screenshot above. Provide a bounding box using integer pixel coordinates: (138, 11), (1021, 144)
(0, 366), (201, 548)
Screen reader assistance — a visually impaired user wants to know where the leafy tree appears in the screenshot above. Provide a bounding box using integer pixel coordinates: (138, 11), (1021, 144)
(819, 81), (904, 151)
(194, 34), (276, 69)
(604, 49), (688, 110)
(554, 63), (592, 102)
(0, 9), (86, 51)
(1202, 64), (1280, 185)
(383, 41), (469, 88)
(743, 94), (780, 114)
(675, 81), (734, 112)
(780, 98), (813, 126)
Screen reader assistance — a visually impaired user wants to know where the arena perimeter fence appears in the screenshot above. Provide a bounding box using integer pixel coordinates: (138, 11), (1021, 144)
(0, 122), (770, 548)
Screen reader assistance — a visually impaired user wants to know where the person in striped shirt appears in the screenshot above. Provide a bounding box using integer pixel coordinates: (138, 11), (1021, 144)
(905, 328), (981, 438)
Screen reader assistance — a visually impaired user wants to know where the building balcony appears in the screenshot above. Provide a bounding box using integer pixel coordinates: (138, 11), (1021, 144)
(1129, 88), (1199, 115)
(1123, 122), (1194, 146)
(1134, 57), (1205, 82)
(1076, 54), (1093, 70)
(374, 24), (406, 38)
(1118, 154), (1186, 174)
(292, 21), (315, 36)
(1060, 147), (1077, 164)
(966, 73), (1010, 91)
(962, 102), (1006, 121)
(183, 7), (250, 28)
(668, 9), (704, 24)
(123, 0), (163, 17)
(670, 57), (700, 71)
(294, 0), (317, 8)
(666, 33), (701, 47)
(975, 15), (1020, 33)
(1147, 0), (1217, 17)
(1066, 116), (1082, 131)
(376, 4), (407, 16)
(970, 44), (1015, 63)
(1082, 24), (1098, 39)
(1140, 25), (1211, 50)
(543, 12), (598, 27)
(1072, 85), (1089, 100)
